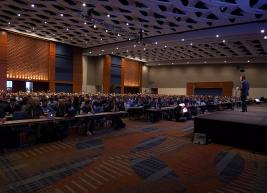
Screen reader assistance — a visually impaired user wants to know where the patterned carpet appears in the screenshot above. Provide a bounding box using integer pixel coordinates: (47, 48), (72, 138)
(1, 115), (267, 193)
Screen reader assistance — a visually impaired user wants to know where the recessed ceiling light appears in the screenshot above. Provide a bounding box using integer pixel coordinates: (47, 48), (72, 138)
(216, 34), (220, 38)
(17, 13), (21, 17)
(100, 38), (103, 40)
(126, 50), (128, 52)
(8, 21), (11, 25)
(89, 51), (92, 54)
(154, 42), (158, 44)
(247, 60), (250, 63)
(84, 21), (87, 25)
(105, 29), (108, 33)
(82, 3), (86, 7)
(31, 4), (35, 8)
(93, 24), (97, 28)
(111, 52), (114, 54)
(171, 62), (174, 65)
(117, 33), (121, 37)
(144, 48), (146, 50)
(107, 14), (110, 18)
(181, 38), (185, 41)
(264, 35), (267, 39)
(222, 39), (226, 43)
(133, 44), (136, 48)
(44, 21), (47, 24)
(261, 29), (265, 34)
(224, 60), (227, 63)
(190, 42), (193, 46)
(128, 38), (131, 40)
(66, 28), (69, 31)
(126, 22), (129, 26)
(101, 49), (104, 52)
(164, 45), (167, 48)
(116, 47), (119, 50)
(60, 13), (64, 17)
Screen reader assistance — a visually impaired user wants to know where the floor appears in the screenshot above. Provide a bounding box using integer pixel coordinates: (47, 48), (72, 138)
(1, 105), (267, 193)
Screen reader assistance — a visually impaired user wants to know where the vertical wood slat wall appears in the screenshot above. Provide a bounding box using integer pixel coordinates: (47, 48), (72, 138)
(48, 42), (56, 92)
(103, 55), (111, 93)
(0, 31), (7, 90)
(73, 47), (83, 93)
(0, 31), (83, 92)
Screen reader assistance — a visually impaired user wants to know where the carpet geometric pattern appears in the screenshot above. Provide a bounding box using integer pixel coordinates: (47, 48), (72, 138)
(0, 119), (267, 193)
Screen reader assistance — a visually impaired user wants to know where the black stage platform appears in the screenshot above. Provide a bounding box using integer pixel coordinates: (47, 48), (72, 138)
(194, 110), (267, 152)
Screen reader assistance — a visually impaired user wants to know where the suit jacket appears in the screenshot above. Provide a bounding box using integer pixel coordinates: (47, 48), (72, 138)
(241, 80), (249, 97)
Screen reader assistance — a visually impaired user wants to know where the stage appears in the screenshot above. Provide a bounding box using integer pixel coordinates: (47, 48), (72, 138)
(194, 108), (267, 152)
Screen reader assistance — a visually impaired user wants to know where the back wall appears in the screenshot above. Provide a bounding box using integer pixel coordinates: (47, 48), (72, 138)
(142, 63), (267, 98)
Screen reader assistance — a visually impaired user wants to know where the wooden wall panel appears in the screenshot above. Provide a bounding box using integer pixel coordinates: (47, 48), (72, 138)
(72, 47), (83, 93)
(121, 58), (141, 88)
(186, 81), (234, 96)
(7, 33), (49, 81)
(0, 31), (7, 90)
(48, 42), (56, 92)
(103, 55), (111, 93)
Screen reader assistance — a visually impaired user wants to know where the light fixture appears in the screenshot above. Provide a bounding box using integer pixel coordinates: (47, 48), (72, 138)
(133, 44), (136, 48)
(100, 38), (103, 41)
(261, 29), (265, 34)
(264, 35), (267, 39)
(8, 21), (11, 25)
(60, 13), (64, 17)
(82, 3), (86, 7)
(17, 13), (21, 17)
(117, 33), (121, 37)
(107, 14), (110, 18)
(44, 21), (47, 24)
(224, 60), (227, 63)
(181, 38), (185, 41)
(105, 29), (108, 33)
(204, 61), (207, 63)
(126, 22), (129, 26)
(31, 4), (35, 8)
(190, 42), (193, 46)
(93, 24), (97, 28)
(247, 60), (250, 63)
(116, 47), (119, 50)
(164, 45), (167, 48)
(89, 51), (92, 54)
(216, 34), (220, 38)
(66, 28), (69, 31)
(154, 42), (158, 45)
(222, 39), (226, 43)
(84, 21), (87, 25)
(101, 49), (104, 52)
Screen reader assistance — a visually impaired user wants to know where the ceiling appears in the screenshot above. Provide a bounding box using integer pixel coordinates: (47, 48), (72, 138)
(1, 0), (267, 64)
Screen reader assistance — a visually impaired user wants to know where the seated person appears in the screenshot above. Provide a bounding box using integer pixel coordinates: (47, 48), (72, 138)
(175, 103), (192, 121)
(105, 99), (125, 130)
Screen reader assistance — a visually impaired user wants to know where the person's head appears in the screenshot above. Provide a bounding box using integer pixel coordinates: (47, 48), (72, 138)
(240, 75), (246, 81)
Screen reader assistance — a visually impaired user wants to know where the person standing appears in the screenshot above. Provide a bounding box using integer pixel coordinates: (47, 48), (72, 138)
(240, 75), (250, 112)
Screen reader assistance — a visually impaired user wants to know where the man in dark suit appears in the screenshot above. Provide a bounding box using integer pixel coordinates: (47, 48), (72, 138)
(240, 75), (249, 112)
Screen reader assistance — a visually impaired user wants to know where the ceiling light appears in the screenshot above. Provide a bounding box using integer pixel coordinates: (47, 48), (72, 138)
(247, 60), (250, 63)
(204, 61), (207, 63)
(60, 13), (64, 17)
(100, 38), (103, 40)
(93, 24), (97, 28)
(107, 14), (110, 18)
(82, 3), (86, 7)
(84, 21), (87, 25)
(181, 38), (185, 41)
(154, 42), (158, 45)
(126, 22), (129, 26)
(224, 60), (227, 63)
(101, 49), (104, 52)
(264, 35), (267, 39)
(216, 34), (220, 38)
(164, 45), (167, 48)
(144, 48), (146, 51)
(89, 51), (92, 54)
(261, 29), (265, 34)
(128, 38), (131, 40)
(66, 28), (69, 31)
(8, 21), (11, 25)
(111, 52), (114, 54)
(133, 44), (136, 48)
(44, 21), (47, 24)
(116, 47), (119, 50)
(17, 13), (21, 17)
(171, 62), (174, 65)
(105, 29), (108, 33)
(222, 39), (226, 43)
(190, 42), (193, 46)
(31, 4), (35, 8)
(117, 33), (121, 37)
